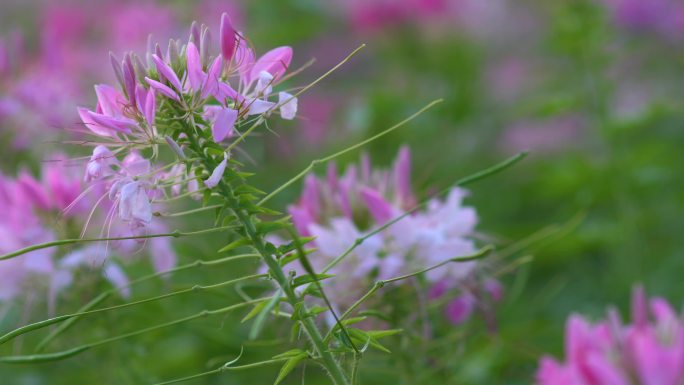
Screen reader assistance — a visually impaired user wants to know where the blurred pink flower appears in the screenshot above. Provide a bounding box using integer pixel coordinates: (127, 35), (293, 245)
(499, 115), (585, 155)
(536, 286), (684, 385)
(285, 147), (493, 323)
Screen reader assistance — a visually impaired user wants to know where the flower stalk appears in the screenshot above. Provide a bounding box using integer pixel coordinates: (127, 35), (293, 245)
(181, 118), (351, 385)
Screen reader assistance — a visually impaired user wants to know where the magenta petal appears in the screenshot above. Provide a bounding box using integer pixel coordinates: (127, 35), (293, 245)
(360, 187), (395, 224)
(94, 84), (127, 117)
(484, 278), (504, 302)
(445, 293), (476, 325)
(211, 108), (238, 142)
(288, 205), (315, 237)
(146, 77), (180, 102)
(250, 46), (292, 83)
(301, 174), (320, 218)
(18, 171), (51, 210)
(144, 89), (156, 125)
(215, 81), (244, 104)
(201, 56), (222, 99)
(235, 37), (255, 85)
(220, 13), (237, 62)
(186, 41), (204, 92)
(135, 85), (147, 113)
(87, 111), (135, 134)
(122, 53), (137, 105)
(78, 107), (116, 137)
(152, 54), (182, 91)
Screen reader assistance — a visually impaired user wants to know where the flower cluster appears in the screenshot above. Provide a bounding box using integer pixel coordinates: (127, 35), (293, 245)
(0, 155), (175, 305)
(287, 146), (501, 323)
(537, 286), (684, 385)
(77, 13), (298, 233)
(602, 0), (684, 39)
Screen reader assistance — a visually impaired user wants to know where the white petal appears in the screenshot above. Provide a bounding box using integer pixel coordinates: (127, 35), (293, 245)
(278, 92), (297, 120)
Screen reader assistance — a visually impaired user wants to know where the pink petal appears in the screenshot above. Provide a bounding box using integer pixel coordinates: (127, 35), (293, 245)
(94, 84), (127, 117)
(288, 205), (315, 237)
(301, 174), (320, 218)
(144, 88), (156, 126)
(104, 263), (131, 298)
(204, 154), (228, 188)
(445, 293), (476, 324)
(150, 237), (177, 274)
(220, 13), (237, 62)
(78, 107), (117, 137)
(215, 81), (244, 104)
(250, 46), (292, 83)
(18, 171), (51, 210)
(152, 54), (182, 91)
(186, 41), (204, 92)
(200, 56), (222, 99)
(146, 77), (180, 102)
(211, 107), (238, 142)
(360, 187), (395, 224)
(235, 36), (255, 85)
(87, 111), (136, 134)
(122, 53), (137, 105)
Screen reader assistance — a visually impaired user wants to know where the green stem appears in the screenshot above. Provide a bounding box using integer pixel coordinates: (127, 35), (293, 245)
(185, 124), (350, 385)
(0, 225), (236, 261)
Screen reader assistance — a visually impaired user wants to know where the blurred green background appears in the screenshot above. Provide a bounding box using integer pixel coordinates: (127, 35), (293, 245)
(1, 0), (684, 383)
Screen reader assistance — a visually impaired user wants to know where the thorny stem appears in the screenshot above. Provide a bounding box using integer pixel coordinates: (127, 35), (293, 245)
(183, 121), (350, 385)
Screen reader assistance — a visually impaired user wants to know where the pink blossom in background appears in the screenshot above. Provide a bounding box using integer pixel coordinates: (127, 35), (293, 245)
(285, 147), (500, 323)
(602, 0), (684, 40)
(536, 286), (684, 385)
(0, 156), (177, 303)
(486, 57), (535, 103)
(336, 0), (452, 32)
(499, 115), (585, 155)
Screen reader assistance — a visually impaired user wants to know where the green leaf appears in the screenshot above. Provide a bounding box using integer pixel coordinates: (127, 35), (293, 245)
(273, 348), (306, 359)
(366, 329), (403, 339)
(249, 290), (282, 340)
(274, 353), (307, 385)
(234, 184), (266, 196)
(292, 274), (334, 288)
(241, 301), (268, 323)
(256, 221), (290, 236)
(347, 329), (392, 353)
(358, 310), (391, 322)
(218, 238), (252, 253)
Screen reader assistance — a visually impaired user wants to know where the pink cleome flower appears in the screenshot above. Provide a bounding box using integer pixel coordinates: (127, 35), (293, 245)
(286, 146), (501, 322)
(536, 286), (684, 385)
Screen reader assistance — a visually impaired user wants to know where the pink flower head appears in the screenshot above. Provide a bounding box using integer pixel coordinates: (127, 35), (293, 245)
(535, 286), (684, 385)
(286, 147), (483, 315)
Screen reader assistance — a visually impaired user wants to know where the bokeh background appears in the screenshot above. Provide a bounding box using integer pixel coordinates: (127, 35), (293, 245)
(1, 0), (684, 384)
